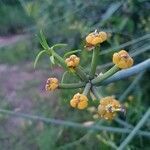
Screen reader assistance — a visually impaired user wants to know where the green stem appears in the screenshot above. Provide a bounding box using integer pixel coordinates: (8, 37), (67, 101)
(0, 108), (149, 137)
(119, 71), (145, 102)
(89, 46), (100, 79)
(75, 66), (89, 81)
(61, 71), (68, 83)
(50, 49), (67, 69)
(118, 108), (150, 150)
(59, 82), (86, 89)
(83, 83), (91, 96)
(91, 65), (119, 85)
(91, 86), (103, 99)
(49, 48), (88, 82)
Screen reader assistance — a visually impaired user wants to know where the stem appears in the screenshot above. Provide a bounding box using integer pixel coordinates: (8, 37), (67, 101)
(119, 71), (144, 102)
(50, 49), (67, 69)
(61, 71), (68, 83)
(99, 34), (150, 56)
(115, 118), (150, 137)
(59, 82), (86, 89)
(75, 66), (89, 81)
(48, 48), (89, 82)
(118, 108), (150, 150)
(91, 65), (119, 85)
(83, 83), (91, 95)
(0, 108), (149, 137)
(101, 59), (150, 85)
(91, 86), (103, 99)
(89, 47), (100, 79)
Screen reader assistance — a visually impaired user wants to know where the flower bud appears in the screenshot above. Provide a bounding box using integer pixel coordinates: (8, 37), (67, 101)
(65, 55), (80, 69)
(45, 77), (59, 91)
(113, 50), (133, 69)
(85, 30), (107, 47)
(70, 93), (88, 110)
(98, 96), (123, 120)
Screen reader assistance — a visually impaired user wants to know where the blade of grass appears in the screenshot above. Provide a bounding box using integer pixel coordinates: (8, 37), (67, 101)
(119, 71), (145, 102)
(130, 44), (150, 57)
(115, 118), (150, 137)
(100, 34), (150, 55)
(118, 108), (150, 150)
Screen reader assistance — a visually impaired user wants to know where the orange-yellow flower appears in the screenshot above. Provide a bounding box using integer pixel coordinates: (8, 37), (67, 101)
(65, 55), (80, 69)
(70, 93), (88, 110)
(45, 77), (59, 91)
(98, 96), (123, 120)
(113, 50), (133, 69)
(86, 30), (107, 46)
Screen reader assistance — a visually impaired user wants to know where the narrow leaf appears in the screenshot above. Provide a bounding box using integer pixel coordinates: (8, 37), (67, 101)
(34, 50), (46, 68)
(64, 49), (81, 58)
(52, 43), (67, 50)
(50, 55), (55, 64)
(39, 30), (49, 49)
(61, 71), (68, 83)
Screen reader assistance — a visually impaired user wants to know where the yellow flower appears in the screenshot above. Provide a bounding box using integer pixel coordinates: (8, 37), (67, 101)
(85, 30), (107, 46)
(98, 96), (123, 120)
(113, 50), (133, 69)
(45, 77), (59, 91)
(70, 93), (88, 110)
(65, 55), (80, 69)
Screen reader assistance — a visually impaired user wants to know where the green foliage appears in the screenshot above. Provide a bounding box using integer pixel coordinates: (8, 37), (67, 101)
(0, 0), (149, 149)
(36, 127), (61, 150)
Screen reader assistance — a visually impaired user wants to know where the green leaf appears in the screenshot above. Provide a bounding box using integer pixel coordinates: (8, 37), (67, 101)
(34, 50), (46, 68)
(61, 70), (81, 83)
(52, 43), (67, 50)
(50, 55), (55, 64)
(64, 49), (81, 58)
(39, 30), (49, 50)
(61, 71), (68, 83)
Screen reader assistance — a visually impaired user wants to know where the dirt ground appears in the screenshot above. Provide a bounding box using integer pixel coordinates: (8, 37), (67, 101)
(0, 63), (62, 134)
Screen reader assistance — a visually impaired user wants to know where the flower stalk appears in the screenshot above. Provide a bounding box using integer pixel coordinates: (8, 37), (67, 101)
(50, 48), (67, 69)
(83, 83), (92, 96)
(89, 46), (100, 79)
(35, 30), (136, 120)
(91, 65), (120, 85)
(91, 86), (103, 99)
(59, 82), (86, 89)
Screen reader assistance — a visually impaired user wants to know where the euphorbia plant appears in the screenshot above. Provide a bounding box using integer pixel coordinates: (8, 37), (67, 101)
(34, 30), (134, 120)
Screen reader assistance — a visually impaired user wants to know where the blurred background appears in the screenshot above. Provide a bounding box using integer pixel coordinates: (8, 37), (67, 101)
(0, 0), (150, 149)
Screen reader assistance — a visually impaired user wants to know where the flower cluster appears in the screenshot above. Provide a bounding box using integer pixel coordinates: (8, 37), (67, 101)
(70, 93), (88, 110)
(65, 54), (80, 69)
(45, 77), (59, 91)
(113, 50), (133, 69)
(85, 30), (107, 50)
(36, 30), (134, 120)
(98, 97), (123, 120)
